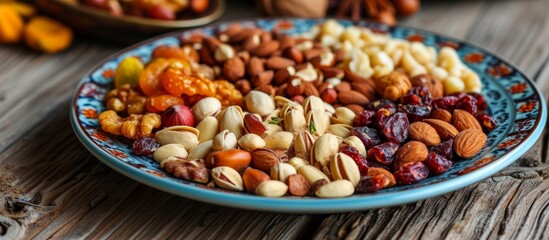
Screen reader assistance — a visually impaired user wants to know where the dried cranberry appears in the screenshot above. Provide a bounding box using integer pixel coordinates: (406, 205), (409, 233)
(477, 113), (497, 131)
(400, 94), (422, 105)
(432, 96), (459, 111)
(353, 110), (375, 127)
(355, 175), (390, 193)
(429, 139), (454, 160)
(424, 152), (453, 175)
(339, 146), (369, 175)
(132, 137), (159, 156)
(409, 86), (432, 105)
(382, 112), (409, 143)
(394, 162), (429, 184)
(368, 142), (399, 165)
(350, 126), (381, 149)
(366, 99), (396, 111)
(375, 108), (395, 129)
(398, 104), (431, 122)
(451, 92), (467, 99)
(469, 93), (488, 111)
(456, 95), (478, 115)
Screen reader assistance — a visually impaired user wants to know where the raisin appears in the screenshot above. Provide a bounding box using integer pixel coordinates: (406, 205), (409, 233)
(375, 108), (395, 129)
(383, 112), (409, 143)
(432, 96), (459, 111)
(456, 95), (478, 115)
(477, 113), (498, 131)
(355, 175), (390, 193)
(132, 137), (159, 156)
(354, 110), (376, 127)
(409, 86), (432, 105)
(350, 126), (381, 149)
(339, 146), (370, 175)
(400, 94), (422, 105)
(398, 104), (431, 122)
(366, 99), (396, 111)
(394, 162), (429, 184)
(424, 152), (453, 175)
(469, 92), (488, 112)
(367, 142), (399, 165)
(429, 139), (454, 160)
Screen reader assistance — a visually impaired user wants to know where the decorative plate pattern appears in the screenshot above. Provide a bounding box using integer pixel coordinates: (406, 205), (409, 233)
(70, 19), (547, 213)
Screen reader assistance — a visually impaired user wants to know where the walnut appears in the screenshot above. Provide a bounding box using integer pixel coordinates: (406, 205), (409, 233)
(99, 110), (161, 139)
(410, 74), (444, 99)
(104, 84), (146, 115)
(374, 71), (412, 101)
(163, 158), (210, 183)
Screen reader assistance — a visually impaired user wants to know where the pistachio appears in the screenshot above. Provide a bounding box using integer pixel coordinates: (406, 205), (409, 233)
(153, 144), (188, 167)
(323, 102), (336, 115)
(196, 116), (219, 142)
(188, 140), (213, 160)
(294, 131), (315, 160)
(270, 163), (297, 183)
(280, 102), (304, 119)
(238, 133), (265, 151)
(251, 148), (282, 172)
(263, 131), (294, 150)
(192, 97), (222, 122)
(264, 109), (281, 125)
(211, 166), (243, 191)
(327, 124), (352, 138)
(330, 107), (356, 125)
(155, 126), (200, 151)
(302, 95), (325, 113)
(330, 153), (361, 187)
(212, 130), (238, 151)
(284, 108), (307, 132)
(343, 136), (367, 158)
(297, 165), (330, 185)
(255, 180), (288, 197)
(306, 110), (330, 136)
(245, 90), (275, 117)
(220, 106), (245, 138)
(288, 157), (310, 169)
(315, 180), (354, 198)
(311, 133), (340, 167)
(274, 95), (294, 109)
(265, 124), (283, 135)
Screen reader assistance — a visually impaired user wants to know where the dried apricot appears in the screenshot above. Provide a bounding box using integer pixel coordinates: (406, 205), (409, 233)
(139, 58), (191, 96)
(152, 45), (190, 61)
(146, 94), (184, 113)
(161, 68), (216, 97)
(0, 4), (24, 44)
(24, 16), (73, 53)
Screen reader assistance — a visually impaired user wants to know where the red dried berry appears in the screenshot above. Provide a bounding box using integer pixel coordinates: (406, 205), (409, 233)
(400, 94), (422, 105)
(424, 152), (453, 175)
(456, 95), (478, 115)
(350, 126), (381, 149)
(148, 5), (176, 20)
(355, 174), (390, 193)
(469, 93), (488, 111)
(132, 137), (160, 156)
(383, 112), (409, 143)
(394, 162), (429, 184)
(367, 142), (399, 165)
(429, 139), (454, 160)
(375, 108), (395, 129)
(339, 146), (369, 175)
(366, 99), (396, 111)
(476, 113), (497, 131)
(409, 86), (432, 105)
(432, 96), (459, 111)
(354, 110), (376, 127)
(398, 104), (431, 122)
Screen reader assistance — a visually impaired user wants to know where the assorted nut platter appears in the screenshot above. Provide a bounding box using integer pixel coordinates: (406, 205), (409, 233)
(97, 19), (497, 198)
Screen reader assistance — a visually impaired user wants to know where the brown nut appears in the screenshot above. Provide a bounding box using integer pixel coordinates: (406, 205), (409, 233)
(282, 46), (304, 64)
(337, 90), (369, 105)
(423, 119), (459, 140)
(286, 77), (305, 97)
(366, 167), (396, 187)
(234, 79), (251, 95)
(265, 56), (295, 70)
(252, 40), (280, 57)
(243, 113), (268, 136)
(410, 74), (444, 99)
(430, 109), (452, 123)
(251, 70), (274, 87)
(302, 82), (320, 97)
(408, 122), (441, 146)
(452, 109), (482, 131)
(454, 129), (487, 158)
(251, 148), (282, 173)
(223, 57), (245, 81)
(273, 66), (295, 85)
(345, 104), (365, 114)
(287, 174), (310, 196)
(394, 141), (428, 167)
(207, 149), (252, 172)
(320, 88), (337, 104)
(247, 57), (264, 77)
(242, 167), (271, 193)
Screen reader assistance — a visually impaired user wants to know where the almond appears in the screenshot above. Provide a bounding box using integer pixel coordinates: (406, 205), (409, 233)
(453, 109), (482, 131)
(337, 90), (369, 105)
(287, 174), (310, 196)
(345, 104), (364, 114)
(247, 57), (264, 77)
(303, 48), (323, 61)
(242, 168), (270, 193)
(251, 70), (274, 87)
(351, 81), (377, 101)
(408, 122), (441, 146)
(282, 46), (304, 64)
(335, 81), (351, 92)
(453, 129), (487, 158)
(430, 109), (452, 123)
(394, 141), (428, 167)
(252, 41), (280, 57)
(302, 82), (320, 97)
(265, 56), (295, 70)
(322, 67), (345, 79)
(273, 67), (293, 85)
(223, 57), (245, 81)
(423, 119), (459, 140)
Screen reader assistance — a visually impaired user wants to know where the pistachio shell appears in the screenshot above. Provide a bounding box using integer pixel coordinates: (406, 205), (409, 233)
(212, 130), (238, 151)
(303, 95), (324, 113)
(284, 108), (307, 132)
(238, 133), (266, 151)
(274, 95), (294, 109)
(306, 110), (330, 137)
(330, 153), (361, 187)
(270, 163), (297, 183)
(294, 131), (315, 161)
(212, 166), (244, 191)
(343, 136), (367, 158)
(153, 144), (188, 166)
(315, 180), (354, 198)
(255, 180), (288, 197)
(220, 106), (245, 138)
(297, 165), (330, 185)
(264, 124), (283, 136)
(187, 140), (213, 160)
(312, 133), (340, 167)
(263, 131), (294, 150)
(245, 90), (275, 117)
(330, 107), (356, 125)
(155, 126), (200, 151)
(196, 116), (219, 142)
(192, 97), (222, 121)
(280, 102), (304, 119)
(327, 124), (352, 138)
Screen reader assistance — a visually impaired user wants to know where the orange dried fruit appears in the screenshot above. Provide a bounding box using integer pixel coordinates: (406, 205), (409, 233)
(152, 45), (191, 61)
(161, 69), (216, 97)
(0, 4), (24, 44)
(139, 58), (191, 96)
(146, 94), (184, 113)
(114, 57), (144, 88)
(24, 16), (73, 53)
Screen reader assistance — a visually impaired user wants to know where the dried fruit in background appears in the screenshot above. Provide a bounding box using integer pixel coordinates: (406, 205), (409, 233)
(132, 137), (160, 155)
(394, 162), (429, 184)
(161, 69), (216, 97)
(0, 4), (24, 43)
(424, 152), (452, 175)
(146, 94), (184, 113)
(24, 16), (73, 53)
(258, 0), (328, 18)
(115, 57), (144, 88)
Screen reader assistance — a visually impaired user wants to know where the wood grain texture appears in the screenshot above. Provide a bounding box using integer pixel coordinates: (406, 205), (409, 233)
(1, 0), (548, 239)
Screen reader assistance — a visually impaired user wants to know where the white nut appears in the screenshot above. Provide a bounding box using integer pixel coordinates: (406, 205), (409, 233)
(315, 180), (354, 198)
(212, 130), (238, 151)
(153, 144), (188, 166)
(270, 163), (297, 183)
(255, 180), (288, 197)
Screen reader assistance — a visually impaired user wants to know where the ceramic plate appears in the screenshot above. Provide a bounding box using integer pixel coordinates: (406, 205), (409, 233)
(70, 19), (547, 213)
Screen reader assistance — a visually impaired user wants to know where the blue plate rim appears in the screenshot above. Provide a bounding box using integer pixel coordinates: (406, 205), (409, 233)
(69, 18), (547, 214)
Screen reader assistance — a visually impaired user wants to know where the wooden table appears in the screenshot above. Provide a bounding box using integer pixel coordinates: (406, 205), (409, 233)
(1, 0), (548, 239)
